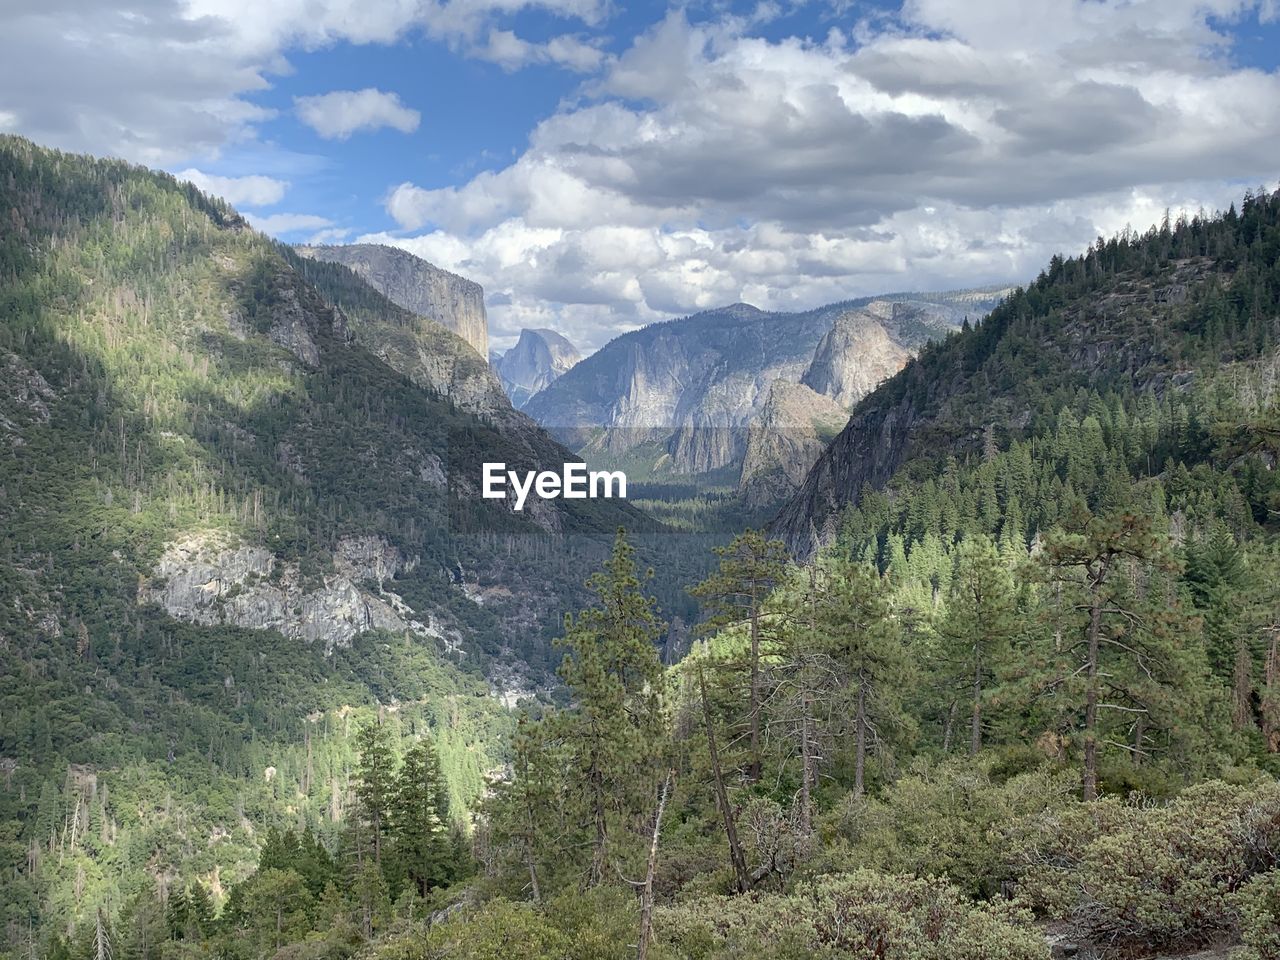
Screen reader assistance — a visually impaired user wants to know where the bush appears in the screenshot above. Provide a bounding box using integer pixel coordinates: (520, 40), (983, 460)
(1236, 870), (1280, 960)
(820, 757), (1074, 897)
(659, 870), (1048, 959)
(358, 888), (639, 960)
(1007, 778), (1280, 952)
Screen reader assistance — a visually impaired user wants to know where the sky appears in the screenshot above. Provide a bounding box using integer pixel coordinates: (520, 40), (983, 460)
(2, 1), (1279, 353)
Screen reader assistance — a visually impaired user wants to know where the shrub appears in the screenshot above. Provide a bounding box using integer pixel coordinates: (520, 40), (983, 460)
(1007, 778), (1280, 951)
(820, 757), (1074, 897)
(1236, 870), (1280, 960)
(658, 870), (1048, 959)
(358, 904), (562, 960)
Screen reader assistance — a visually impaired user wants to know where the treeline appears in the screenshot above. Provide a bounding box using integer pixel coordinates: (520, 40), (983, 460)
(95, 515), (1280, 958)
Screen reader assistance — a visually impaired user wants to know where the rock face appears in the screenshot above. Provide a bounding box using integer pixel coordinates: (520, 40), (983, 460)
(739, 381), (850, 507)
(526, 290), (1010, 492)
(801, 310), (911, 405)
(495, 328), (581, 407)
(525, 302), (832, 474)
(0, 350), (56, 446)
(143, 531), (449, 655)
(296, 243), (489, 359)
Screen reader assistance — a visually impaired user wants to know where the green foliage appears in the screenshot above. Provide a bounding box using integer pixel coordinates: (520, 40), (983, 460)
(1008, 778), (1280, 950)
(937, 535), (1021, 755)
(387, 738), (455, 898)
(553, 529), (669, 886)
(1237, 869), (1280, 960)
(822, 758), (1075, 898)
(660, 871), (1048, 959)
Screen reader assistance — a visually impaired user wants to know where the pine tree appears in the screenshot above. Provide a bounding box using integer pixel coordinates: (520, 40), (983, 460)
(556, 528), (667, 887)
(1038, 508), (1194, 799)
(486, 716), (564, 902)
(816, 559), (912, 796)
(690, 529), (789, 782)
(938, 535), (1020, 754)
(389, 737), (453, 898)
(353, 719), (395, 865)
(240, 868), (313, 952)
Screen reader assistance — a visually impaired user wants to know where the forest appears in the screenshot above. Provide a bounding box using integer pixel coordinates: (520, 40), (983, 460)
(3, 134), (1280, 958)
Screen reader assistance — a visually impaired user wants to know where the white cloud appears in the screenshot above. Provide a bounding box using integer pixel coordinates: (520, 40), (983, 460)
(0, 0), (612, 166)
(246, 212), (334, 236)
(374, 3), (1280, 351)
(306, 226), (354, 245)
(478, 29), (607, 72)
(177, 168), (288, 207)
(5, 0), (1279, 355)
(295, 88), (420, 140)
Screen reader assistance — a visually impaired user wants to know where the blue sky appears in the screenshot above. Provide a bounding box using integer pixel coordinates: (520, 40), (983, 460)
(3, 0), (1279, 352)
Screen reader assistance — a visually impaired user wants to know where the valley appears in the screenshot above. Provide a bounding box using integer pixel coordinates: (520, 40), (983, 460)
(3, 134), (1280, 960)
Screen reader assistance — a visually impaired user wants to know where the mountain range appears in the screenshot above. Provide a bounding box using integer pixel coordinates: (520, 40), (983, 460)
(524, 289), (1011, 502)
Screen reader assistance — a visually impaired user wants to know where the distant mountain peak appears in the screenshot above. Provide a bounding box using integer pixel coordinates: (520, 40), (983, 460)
(689, 301), (765, 320)
(496, 327), (582, 408)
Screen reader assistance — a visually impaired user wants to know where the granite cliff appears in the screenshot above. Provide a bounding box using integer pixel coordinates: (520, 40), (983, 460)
(296, 242), (490, 359)
(494, 327), (581, 407)
(525, 291), (1010, 498)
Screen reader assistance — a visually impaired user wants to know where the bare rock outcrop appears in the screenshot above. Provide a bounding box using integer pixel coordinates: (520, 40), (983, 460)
(1, 351), (56, 444)
(494, 328), (581, 407)
(801, 309), (910, 406)
(739, 381), (850, 507)
(142, 531), (447, 654)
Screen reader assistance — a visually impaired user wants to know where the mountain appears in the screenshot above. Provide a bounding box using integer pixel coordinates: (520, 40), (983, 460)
(0, 136), (663, 938)
(738, 380), (849, 507)
(524, 290), (1010, 496)
(771, 194), (1280, 558)
(800, 306), (912, 404)
(295, 242), (490, 359)
(494, 327), (581, 407)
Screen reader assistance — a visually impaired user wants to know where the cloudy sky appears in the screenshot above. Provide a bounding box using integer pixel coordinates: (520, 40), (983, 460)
(3, 0), (1279, 352)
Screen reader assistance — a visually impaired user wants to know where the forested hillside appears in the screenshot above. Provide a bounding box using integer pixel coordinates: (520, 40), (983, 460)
(0, 136), (669, 954)
(774, 194), (1280, 559)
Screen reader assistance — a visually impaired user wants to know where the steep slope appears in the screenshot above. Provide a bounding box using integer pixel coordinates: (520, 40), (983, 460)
(494, 327), (581, 407)
(295, 242), (490, 359)
(772, 194), (1280, 557)
(0, 136), (651, 938)
(738, 380), (850, 507)
(526, 291), (1007, 488)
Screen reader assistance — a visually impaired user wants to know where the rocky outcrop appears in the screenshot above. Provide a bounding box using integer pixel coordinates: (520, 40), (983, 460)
(142, 531), (447, 655)
(266, 284), (322, 368)
(495, 328), (581, 407)
(739, 381), (850, 507)
(296, 244), (489, 359)
(801, 310), (910, 405)
(770, 390), (927, 556)
(0, 351), (56, 445)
